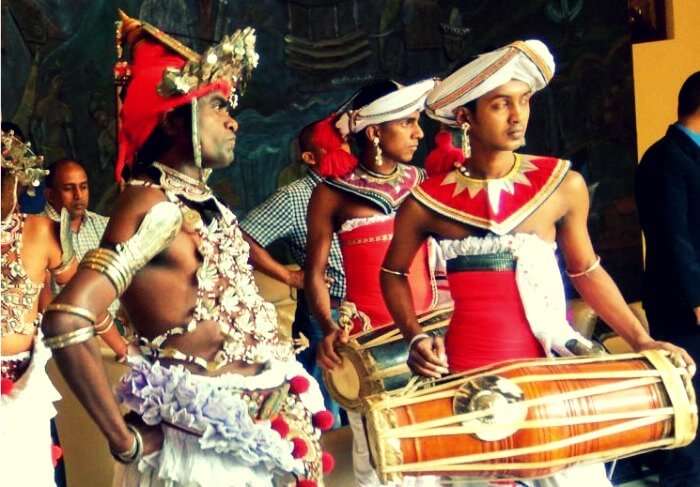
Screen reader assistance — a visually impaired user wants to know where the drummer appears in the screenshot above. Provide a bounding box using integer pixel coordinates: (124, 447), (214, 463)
(380, 39), (695, 487)
(306, 79), (443, 487)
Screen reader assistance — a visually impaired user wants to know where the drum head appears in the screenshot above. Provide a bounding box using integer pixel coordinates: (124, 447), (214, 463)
(330, 356), (361, 401)
(453, 375), (527, 441)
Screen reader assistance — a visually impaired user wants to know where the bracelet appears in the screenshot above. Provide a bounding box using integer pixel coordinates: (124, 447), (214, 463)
(42, 326), (96, 350)
(51, 256), (77, 277)
(110, 424), (143, 464)
(566, 255), (601, 278)
(44, 303), (97, 325)
(380, 266), (410, 277)
(408, 333), (430, 351)
(94, 314), (114, 335)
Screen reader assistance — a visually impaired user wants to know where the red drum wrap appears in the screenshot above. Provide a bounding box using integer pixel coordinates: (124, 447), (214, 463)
(365, 351), (697, 483)
(446, 269), (544, 372)
(339, 216), (436, 333)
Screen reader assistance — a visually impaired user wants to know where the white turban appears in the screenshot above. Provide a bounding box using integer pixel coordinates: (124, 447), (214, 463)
(426, 40), (555, 126)
(336, 78), (436, 136)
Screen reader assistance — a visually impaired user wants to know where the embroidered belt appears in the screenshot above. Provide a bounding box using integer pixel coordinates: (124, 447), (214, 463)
(446, 252), (516, 272)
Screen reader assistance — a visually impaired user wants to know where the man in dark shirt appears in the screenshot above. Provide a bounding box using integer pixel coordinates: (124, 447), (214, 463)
(636, 71), (700, 487)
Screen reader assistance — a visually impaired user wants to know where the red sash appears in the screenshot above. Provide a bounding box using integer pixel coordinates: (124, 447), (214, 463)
(412, 154), (569, 235)
(339, 216), (435, 333)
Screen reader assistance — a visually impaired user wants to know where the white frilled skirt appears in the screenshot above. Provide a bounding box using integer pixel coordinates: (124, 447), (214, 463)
(114, 356), (326, 487)
(0, 337), (61, 487)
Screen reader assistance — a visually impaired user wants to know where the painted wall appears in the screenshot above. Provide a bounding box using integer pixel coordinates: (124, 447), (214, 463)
(632, 0), (700, 156)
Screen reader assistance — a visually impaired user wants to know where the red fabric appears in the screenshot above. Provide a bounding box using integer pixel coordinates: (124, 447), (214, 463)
(339, 216), (434, 333)
(413, 156), (569, 234)
(310, 115), (357, 178)
(445, 270), (544, 372)
(270, 416), (289, 438)
(321, 451), (336, 473)
(0, 377), (14, 395)
(291, 437), (308, 458)
(425, 130), (464, 176)
(51, 445), (63, 467)
(115, 39), (231, 182)
(312, 410), (334, 431)
(289, 375), (310, 395)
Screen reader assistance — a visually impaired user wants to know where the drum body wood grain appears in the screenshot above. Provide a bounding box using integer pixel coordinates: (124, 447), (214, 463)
(365, 351), (697, 483)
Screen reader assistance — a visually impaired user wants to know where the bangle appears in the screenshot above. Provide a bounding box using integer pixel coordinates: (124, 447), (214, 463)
(94, 314), (114, 335)
(44, 303), (97, 325)
(43, 326), (95, 350)
(111, 425), (143, 464)
(380, 266), (409, 277)
(566, 255), (601, 278)
(408, 333), (430, 351)
(52, 256), (77, 277)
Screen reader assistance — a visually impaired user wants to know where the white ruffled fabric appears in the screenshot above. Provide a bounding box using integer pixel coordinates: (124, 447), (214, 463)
(114, 356), (326, 487)
(440, 233), (592, 357)
(339, 213), (394, 233)
(0, 335), (62, 487)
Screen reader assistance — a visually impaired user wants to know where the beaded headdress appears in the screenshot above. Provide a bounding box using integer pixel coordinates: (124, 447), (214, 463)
(1, 131), (48, 196)
(113, 10), (259, 181)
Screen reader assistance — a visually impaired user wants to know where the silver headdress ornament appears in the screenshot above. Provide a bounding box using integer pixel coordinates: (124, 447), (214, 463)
(158, 27), (259, 111)
(1, 131), (48, 196)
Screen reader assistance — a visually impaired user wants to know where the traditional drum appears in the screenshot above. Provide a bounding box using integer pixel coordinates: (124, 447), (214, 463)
(364, 351), (697, 483)
(323, 305), (453, 411)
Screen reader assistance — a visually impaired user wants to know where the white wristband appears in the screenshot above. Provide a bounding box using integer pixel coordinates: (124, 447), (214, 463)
(408, 333), (430, 351)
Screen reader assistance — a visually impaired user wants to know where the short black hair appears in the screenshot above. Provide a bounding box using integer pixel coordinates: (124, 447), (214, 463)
(1, 121), (25, 141)
(678, 71), (700, 118)
(45, 159), (87, 189)
(298, 120), (316, 154)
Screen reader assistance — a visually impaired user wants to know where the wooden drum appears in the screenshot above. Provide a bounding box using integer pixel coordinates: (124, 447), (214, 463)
(323, 305), (452, 412)
(365, 351), (697, 483)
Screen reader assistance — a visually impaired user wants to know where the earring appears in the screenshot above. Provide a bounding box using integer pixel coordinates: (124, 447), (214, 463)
(373, 136), (383, 166)
(461, 123), (471, 159)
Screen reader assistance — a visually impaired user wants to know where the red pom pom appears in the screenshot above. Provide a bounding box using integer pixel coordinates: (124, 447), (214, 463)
(51, 445), (63, 467)
(425, 130), (465, 176)
(291, 437), (308, 458)
(289, 375), (310, 395)
(322, 451), (336, 473)
(312, 410), (335, 431)
(1, 378), (14, 395)
(270, 416), (289, 438)
(318, 149), (358, 178)
(297, 480), (317, 487)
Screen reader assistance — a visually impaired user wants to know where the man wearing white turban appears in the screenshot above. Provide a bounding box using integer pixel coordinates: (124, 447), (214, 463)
(379, 40), (695, 487)
(306, 79), (445, 487)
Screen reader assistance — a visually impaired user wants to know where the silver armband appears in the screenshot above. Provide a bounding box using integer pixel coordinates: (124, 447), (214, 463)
(80, 201), (182, 295)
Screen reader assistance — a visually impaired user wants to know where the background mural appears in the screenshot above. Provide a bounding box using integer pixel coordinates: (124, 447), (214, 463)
(1, 0), (642, 299)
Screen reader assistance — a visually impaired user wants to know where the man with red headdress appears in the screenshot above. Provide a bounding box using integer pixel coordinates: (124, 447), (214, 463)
(41, 11), (333, 487)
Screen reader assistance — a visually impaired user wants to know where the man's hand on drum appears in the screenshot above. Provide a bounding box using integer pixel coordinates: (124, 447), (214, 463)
(408, 335), (450, 378)
(317, 329), (349, 370)
(635, 338), (696, 377)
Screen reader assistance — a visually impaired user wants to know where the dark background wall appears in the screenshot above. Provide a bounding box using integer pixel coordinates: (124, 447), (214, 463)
(1, 0), (642, 299)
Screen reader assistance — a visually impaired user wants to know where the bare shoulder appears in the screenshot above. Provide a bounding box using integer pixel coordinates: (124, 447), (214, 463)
(559, 170), (588, 195)
(102, 184), (169, 244)
(24, 214), (59, 243)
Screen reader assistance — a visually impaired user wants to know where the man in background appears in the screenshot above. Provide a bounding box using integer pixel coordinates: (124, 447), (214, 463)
(240, 116), (351, 426)
(636, 71), (700, 487)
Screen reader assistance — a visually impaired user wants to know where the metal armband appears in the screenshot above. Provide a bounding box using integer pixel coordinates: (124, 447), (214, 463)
(80, 201), (183, 295)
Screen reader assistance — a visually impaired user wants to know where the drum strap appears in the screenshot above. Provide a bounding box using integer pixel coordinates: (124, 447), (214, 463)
(642, 350), (695, 448)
